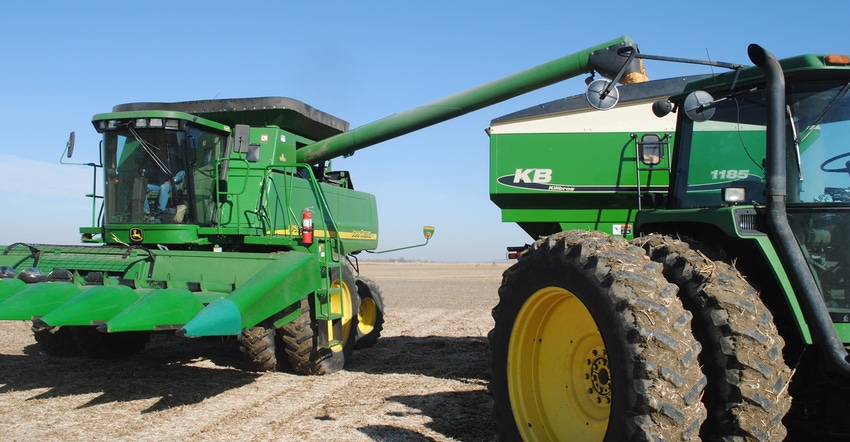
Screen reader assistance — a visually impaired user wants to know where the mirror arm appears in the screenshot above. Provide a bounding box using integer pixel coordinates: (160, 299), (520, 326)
(621, 48), (745, 71)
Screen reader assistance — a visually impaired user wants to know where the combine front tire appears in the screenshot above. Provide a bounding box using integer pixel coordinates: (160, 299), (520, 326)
(279, 261), (359, 375)
(354, 277), (384, 349)
(238, 326), (279, 371)
(31, 323), (81, 357)
(70, 326), (149, 359)
(490, 231), (706, 441)
(637, 235), (791, 441)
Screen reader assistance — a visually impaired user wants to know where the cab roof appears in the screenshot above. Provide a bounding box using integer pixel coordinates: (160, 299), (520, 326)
(112, 97), (349, 142)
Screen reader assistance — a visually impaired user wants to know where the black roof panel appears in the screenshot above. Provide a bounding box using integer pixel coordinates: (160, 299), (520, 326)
(113, 97), (349, 141)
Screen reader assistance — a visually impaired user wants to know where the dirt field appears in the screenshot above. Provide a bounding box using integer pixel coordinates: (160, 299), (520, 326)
(0, 261), (512, 441)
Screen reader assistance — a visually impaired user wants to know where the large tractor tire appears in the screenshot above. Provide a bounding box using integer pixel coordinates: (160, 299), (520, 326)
(279, 261), (359, 375)
(636, 234), (791, 441)
(70, 326), (150, 359)
(238, 326), (280, 372)
(490, 230), (706, 441)
(354, 277), (385, 350)
(31, 323), (81, 357)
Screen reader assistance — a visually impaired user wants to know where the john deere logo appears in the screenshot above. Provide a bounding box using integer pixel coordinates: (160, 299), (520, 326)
(130, 228), (144, 242)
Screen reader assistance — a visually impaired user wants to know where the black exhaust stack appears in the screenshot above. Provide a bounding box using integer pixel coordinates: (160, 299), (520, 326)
(750, 43), (850, 374)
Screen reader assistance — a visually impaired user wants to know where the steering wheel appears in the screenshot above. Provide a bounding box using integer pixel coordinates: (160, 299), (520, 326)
(820, 151), (850, 175)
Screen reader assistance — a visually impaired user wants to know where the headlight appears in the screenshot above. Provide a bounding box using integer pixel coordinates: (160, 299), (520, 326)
(722, 187), (747, 204)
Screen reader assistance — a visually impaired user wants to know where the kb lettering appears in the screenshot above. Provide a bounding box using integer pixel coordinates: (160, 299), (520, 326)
(513, 168), (552, 184)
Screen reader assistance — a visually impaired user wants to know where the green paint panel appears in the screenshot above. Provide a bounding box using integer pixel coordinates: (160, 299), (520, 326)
(40, 285), (140, 326)
(244, 167), (379, 253)
(636, 207), (743, 237)
(179, 251), (317, 337)
(105, 225), (201, 246)
(0, 279), (27, 302)
(105, 288), (204, 332)
(752, 236), (813, 343)
(675, 127), (766, 208)
(179, 298), (242, 337)
(237, 252), (316, 328)
(0, 282), (82, 320)
(143, 251), (275, 289)
(491, 131), (670, 240)
(490, 132), (667, 195)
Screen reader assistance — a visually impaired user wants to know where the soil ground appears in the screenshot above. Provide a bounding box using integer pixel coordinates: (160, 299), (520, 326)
(0, 261), (512, 441)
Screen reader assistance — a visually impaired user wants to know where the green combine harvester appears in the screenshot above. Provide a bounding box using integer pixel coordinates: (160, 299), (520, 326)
(488, 45), (850, 440)
(0, 37), (647, 375)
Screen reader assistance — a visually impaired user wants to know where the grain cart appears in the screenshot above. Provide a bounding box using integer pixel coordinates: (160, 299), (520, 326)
(488, 45), (850, 440)
(0, 37), (647, 374)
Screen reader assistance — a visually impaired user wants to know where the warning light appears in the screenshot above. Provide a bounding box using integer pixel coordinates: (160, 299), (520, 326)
(825, 55), (850, 65)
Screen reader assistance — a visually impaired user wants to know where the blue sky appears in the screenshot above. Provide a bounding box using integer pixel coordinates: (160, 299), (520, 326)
(0, 1), (847, 261)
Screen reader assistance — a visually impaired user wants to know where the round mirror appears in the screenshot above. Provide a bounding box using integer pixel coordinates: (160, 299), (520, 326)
(684, 90), (715, 122)
(586, 79), (619, 110)
(652, 99), (674, 118)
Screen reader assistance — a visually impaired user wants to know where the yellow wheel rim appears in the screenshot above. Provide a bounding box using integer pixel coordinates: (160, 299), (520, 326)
(358, 296), (377, 335)
(508, 286), (610, 441)
(328, 278), (353, 352)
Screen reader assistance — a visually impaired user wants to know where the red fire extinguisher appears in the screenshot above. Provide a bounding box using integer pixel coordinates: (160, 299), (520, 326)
(301, 208), (314, 245)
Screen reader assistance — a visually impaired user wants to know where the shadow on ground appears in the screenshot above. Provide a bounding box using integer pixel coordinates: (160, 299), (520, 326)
(0, 335), (258, 412)
(350, 335), (497, 441)
(357, 390), (497, 441)
(347, 335), (491, 382)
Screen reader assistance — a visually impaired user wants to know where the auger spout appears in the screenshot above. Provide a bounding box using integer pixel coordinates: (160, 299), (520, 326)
(296, 35), (646, 165)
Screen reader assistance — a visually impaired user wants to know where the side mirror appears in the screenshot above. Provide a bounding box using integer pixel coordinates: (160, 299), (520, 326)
(684, 90), (716, 122)
(585, 79), (619, 110)
(367, 225), (436, 254)
(66, 131), (76, 158)
(652, 99), (674, 118)
(233, 125), (251, 153)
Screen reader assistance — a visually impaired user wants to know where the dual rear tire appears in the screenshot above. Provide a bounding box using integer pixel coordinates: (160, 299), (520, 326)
(491, 231), (792, 441)
(636, 234), (791, 441)
(491, 231), (706, 441)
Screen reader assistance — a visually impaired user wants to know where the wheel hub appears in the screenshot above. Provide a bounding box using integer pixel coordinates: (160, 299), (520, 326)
(586, 347), (611, 404)
(358, 297), (377, 334)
